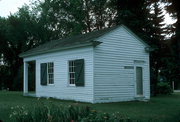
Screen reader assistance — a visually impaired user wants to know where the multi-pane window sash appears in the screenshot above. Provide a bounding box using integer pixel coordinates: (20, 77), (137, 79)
(48, 62), (54, 84)
(68, 59), (84, 86)
(69, 61), (75, 85)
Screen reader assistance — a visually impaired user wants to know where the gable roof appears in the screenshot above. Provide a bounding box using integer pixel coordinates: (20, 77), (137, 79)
(19, 25), (149, 58)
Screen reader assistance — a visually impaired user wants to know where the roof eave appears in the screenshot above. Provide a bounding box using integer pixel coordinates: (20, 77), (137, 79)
(19, 41), (102, 58)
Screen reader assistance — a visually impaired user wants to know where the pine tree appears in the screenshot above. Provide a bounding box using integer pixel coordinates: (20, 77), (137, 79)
(161, 0), (180, 87)
(151, 2), (165, 41)
(148, 0), (167, 95)
(108, 0), (154, 42)
(164, 0), (180, 60)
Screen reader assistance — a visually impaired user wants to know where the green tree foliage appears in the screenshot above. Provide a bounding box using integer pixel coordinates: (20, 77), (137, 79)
(108, 0), (167, 95)
(161, 0), (180, 86)
(147, 0), (167, 95)
(0, 0), (178, 92)
(109, 0), (152, 41)
(0, 5), (48, 90)
(35, 0), (116, 34)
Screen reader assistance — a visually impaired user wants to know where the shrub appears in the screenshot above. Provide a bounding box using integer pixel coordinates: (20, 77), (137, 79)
(9, 106), (33, 122)
(81, 111), (133, 122)
(10, 100), (135, 122)
(9, 101), (91, 122)
(10, 100), (165, 122)
(157, 82), (172, 95)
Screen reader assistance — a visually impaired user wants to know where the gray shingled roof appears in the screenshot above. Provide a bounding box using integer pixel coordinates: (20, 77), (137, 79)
(19, 26), (118, 58)
(19, 25), (149, 58)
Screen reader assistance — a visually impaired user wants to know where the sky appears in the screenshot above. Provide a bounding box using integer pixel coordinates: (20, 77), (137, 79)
(0, 0), (176, 25)
(0, 0), (30, 17)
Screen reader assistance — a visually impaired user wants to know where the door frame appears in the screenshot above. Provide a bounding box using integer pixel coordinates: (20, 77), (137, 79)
(134, 64), (144, 97)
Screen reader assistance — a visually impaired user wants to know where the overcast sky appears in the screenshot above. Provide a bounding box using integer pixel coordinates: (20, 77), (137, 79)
(0, 0), (30, 17)
(0, 0), (176, 25)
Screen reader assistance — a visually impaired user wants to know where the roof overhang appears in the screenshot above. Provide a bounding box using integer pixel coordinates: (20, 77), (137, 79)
(19, 41), (102, 58)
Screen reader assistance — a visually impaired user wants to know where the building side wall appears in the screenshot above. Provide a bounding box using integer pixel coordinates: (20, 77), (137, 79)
(24, 47), (94, 103)
(94, 27), (150, 103)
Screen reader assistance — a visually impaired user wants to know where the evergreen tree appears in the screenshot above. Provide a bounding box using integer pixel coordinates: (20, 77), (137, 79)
(1, 0), (178, 92)
(151, 2), (165, 41)
(161, 0), (180, 86)
(164, 0), (180, 59)
(148, 0), (167, 95)
(108, 0), (157, 43)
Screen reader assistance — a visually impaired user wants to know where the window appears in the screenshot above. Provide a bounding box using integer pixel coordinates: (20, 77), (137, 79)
(40, 62), (54, 85)
(48, 62), (54, 84)
(69, 60), (75, 85)
(68, 59), (84, 86)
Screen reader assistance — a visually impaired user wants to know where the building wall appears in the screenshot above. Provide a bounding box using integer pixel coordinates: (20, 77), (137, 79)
(23, 26), (150, 103)
(94, 26), (150, 103)
(24, 46), (94, 103)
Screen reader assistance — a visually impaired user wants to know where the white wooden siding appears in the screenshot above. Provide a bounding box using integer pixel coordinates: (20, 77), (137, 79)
(24, 46), (94, 103)
(23, 26), (150, 103)
(94, 26), (150, 103)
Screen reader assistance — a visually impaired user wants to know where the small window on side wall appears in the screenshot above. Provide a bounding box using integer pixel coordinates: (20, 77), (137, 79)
(69, 59), (84, 86)
(41, 62), (54, 85)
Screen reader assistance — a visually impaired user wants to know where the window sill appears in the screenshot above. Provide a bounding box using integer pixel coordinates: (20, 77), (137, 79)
(68, 84), (76, 87)
(47, 84), (55, 86)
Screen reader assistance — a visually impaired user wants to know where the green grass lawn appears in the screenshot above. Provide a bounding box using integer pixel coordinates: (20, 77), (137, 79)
(0, 92), (180, 122)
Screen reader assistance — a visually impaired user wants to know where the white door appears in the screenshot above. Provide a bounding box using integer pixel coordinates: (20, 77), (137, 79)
(136, 66), (143, 96)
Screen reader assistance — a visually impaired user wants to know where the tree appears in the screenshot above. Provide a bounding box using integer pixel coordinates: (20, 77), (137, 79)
(35, 0), (115, 34)
(148, 0), (167, 95)
(164, 0), (180, 60)
(0, 0), (177, 92)
(161, 0), (180, 86)
(0, 5), (49, 90)
(109, 0), (174, 95)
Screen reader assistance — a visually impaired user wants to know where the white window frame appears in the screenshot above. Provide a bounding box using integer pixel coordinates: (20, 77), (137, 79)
(47, 62), (54, 85)
(68, 60), (75, 86)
